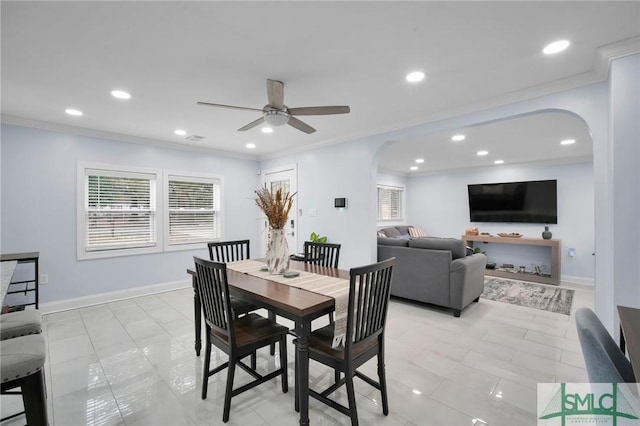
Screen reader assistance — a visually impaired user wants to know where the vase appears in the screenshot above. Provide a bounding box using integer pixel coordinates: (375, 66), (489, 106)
(542, 226), (552, 240)
(267, 228), (290, 274)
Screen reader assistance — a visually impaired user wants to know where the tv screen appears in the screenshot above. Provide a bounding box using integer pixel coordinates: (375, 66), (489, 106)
(467, 179), (557, 224)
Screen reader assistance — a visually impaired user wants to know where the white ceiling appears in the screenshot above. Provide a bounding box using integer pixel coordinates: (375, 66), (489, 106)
(2, 2), (639, 173)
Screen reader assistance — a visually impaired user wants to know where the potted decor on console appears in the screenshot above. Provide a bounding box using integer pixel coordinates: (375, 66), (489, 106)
(254, 185), (296, 274)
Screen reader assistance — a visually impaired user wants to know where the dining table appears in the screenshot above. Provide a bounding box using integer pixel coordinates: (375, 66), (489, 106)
(187, 259), (349, 426)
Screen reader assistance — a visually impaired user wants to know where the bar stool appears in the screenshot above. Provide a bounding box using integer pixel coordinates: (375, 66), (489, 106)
(1, 310), (42, 340)
(0, 334), (48, 425)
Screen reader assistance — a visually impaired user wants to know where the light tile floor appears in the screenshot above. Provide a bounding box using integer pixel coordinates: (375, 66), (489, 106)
(1, 281), (593, 426)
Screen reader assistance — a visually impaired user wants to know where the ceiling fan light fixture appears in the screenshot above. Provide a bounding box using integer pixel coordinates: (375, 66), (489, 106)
(263, 109), (290, 126)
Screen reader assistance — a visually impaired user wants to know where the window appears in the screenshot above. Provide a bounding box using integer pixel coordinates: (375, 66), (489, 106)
(77, 164), (223, 259)
(78, 165), (160, 259)
(165, 173), (221, 248)
(377, 185), (403, 221)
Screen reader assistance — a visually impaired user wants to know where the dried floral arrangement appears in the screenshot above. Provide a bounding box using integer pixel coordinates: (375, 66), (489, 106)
(254, 186), (296, 229)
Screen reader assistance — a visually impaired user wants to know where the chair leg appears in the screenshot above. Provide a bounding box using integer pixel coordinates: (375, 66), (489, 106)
(334, 369), (340, 383)
(268, 312), (276, 355)
(251, 352), (257, 370)
(378, 343), (389, 416)
(345, 366), (358, 426)
(279, 334), (288, 394)
(21, 370), (48, 426)
(222, 357), (236, 423)
(201, 334), (212, 400)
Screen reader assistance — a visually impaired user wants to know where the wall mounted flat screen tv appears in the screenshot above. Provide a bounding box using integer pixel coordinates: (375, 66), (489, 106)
(467, 179), (557, 224)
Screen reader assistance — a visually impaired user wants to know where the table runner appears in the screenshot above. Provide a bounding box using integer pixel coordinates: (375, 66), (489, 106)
(227, 259), (349, 349)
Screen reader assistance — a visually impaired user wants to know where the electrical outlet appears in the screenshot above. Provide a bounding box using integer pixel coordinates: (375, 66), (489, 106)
(41, 274), (48, 284)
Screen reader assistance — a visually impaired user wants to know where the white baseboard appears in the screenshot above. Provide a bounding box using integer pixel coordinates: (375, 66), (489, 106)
(560, 275), (594, 287)
(39, 279), (191, 314)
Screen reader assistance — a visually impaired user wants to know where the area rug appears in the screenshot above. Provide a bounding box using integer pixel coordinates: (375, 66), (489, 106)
(482, 277), (574, 315)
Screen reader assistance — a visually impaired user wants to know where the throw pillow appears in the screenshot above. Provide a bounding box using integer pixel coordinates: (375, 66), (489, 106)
(408, 227), (427, 238)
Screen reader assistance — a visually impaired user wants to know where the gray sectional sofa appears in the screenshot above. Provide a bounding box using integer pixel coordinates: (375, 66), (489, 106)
(377, 226), (486, 317)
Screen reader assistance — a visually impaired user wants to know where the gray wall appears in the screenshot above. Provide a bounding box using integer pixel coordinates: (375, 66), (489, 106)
(0, 124), (260, 303)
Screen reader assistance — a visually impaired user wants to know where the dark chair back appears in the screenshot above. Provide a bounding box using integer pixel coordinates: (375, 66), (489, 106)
(193, 257), (235, 346)
(345, 257), (395, 351)
(304, 241), (341, 268)
(208, 240), (250, 263)
(575, 307), (635, 383)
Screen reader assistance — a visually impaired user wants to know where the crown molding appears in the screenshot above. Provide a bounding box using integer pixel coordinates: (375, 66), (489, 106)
(0, 114), (259, 162)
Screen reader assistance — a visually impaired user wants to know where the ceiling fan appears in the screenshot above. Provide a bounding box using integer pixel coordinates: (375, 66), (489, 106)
(197, 79), (350, 134)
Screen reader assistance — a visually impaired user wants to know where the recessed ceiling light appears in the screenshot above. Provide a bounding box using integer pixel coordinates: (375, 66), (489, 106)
(261, 127), (273, 134)
(246, 143), (256, 149)
(477, 150), (489, 156)
(560, 139), (576, 145)
(110, 90), (131, 99)
(451, 134), (465, 142)
(65, 108), (83, 116)
(410, 166), (418, 171)
(415, 158), (425, 163)
(174, 129), (187, 136)
(406, 71), (425, 83)
(494, 160), (504, 164)
(543, 40), (570, 55)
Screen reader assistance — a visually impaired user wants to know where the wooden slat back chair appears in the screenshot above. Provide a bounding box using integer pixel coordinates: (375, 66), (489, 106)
(303, 241), (341, 268)
(295, 257), (395, 426)
(208, 239), (280, 357)
(193, 257), (289, 423)
(304, 241), (342, 325)
(207, 240), (257, 318)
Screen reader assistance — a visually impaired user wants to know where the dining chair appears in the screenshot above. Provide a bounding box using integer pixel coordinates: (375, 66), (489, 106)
(207, 240), (258, 317)
(575, 307), (636, 383)
(303, 241), (341, 268)
(208, 239), (279, 357)
(193, 257), (289, 423)
(295, 257), (395, 426)
(304, 241), (341, 327)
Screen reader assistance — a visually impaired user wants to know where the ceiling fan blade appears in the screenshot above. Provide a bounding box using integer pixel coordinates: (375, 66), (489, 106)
(288, 116), (316, 134)
(288, 106), (351, 116)
(238, 116), (265, 131)
(266, 79), (284, 109)
(197, 101), (263, 113)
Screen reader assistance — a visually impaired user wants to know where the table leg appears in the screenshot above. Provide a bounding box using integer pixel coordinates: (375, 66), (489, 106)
(192, 275), (202, 356)
(296, 320), (311, 426)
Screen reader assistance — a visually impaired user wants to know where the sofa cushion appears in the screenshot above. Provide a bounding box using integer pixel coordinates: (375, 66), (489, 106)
(377, 236), (409, 247)
(408, 227), (427, 238)
(408, 237), (467, 259)
(380, 227), (401, 238)
(395, 225), (412, 236)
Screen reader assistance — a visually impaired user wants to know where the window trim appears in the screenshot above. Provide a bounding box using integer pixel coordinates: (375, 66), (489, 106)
(376, 184), (405, 223)
(163, 170), (225, 252)
(77, 162), (163, 260)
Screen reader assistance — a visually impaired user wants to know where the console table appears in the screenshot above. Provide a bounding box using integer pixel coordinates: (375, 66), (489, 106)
(462, 235), (561, 286)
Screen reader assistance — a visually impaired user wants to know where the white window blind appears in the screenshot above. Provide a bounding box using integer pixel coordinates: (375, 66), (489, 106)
(167, 175), (219, 245)
(377, 186), (403, 221)
(85, 169), (157, 252)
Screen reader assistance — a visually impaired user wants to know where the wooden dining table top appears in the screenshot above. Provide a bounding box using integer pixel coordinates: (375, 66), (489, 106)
(188, 260), (350, 318)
